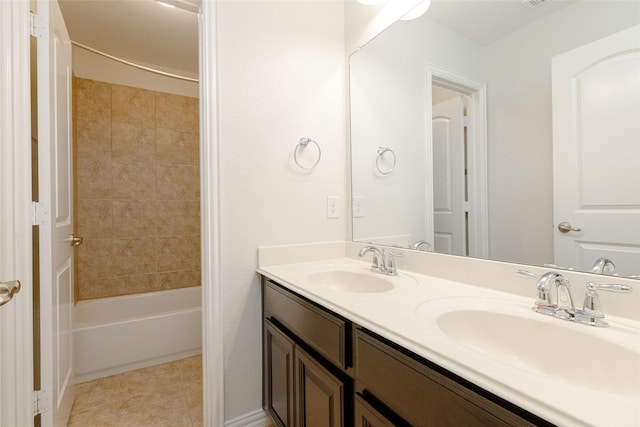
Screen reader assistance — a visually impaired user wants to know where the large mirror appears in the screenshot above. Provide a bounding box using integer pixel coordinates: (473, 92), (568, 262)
(350, 0), (640, 276)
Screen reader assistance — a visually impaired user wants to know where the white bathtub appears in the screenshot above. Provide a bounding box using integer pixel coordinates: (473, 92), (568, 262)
(74, 287), (202, 383)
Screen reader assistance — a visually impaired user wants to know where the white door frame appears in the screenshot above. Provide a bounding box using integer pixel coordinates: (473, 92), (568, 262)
(0, 0), (35, 425)
(200, 1), (224, 425)
(1, 1), (224, 425)
(426, 65), (489, 259)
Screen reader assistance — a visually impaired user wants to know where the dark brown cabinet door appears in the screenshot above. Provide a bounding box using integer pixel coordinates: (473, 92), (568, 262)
(265, 321), (295, 427)
(295, 347), (345, 427)
(354, 394), (396, 427)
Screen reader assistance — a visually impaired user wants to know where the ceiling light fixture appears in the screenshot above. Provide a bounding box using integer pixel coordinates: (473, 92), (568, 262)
(400, 0), (431, 20)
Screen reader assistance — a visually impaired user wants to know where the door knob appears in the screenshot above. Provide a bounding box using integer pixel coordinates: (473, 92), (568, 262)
(558, 222), (581, 233)
(0, 280), (21, 307)
(70, 235), (84, 247)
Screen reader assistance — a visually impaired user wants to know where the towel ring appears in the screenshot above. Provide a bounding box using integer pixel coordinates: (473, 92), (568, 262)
(294, 137), (321, 170)
(376, 146), (396, 175)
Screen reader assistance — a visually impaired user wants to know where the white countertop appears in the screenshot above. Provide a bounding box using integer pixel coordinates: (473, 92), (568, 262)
(258, 257), (640, 427)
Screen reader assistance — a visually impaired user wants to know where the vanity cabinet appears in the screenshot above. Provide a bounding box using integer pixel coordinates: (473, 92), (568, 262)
(355, 329), (548, 427)
(262, 276), (551, 427)
(354, 394), (396, 427)
(263, 278), (352, 427)
(264, 320), (295, 426)
(294, 343), (345, 427)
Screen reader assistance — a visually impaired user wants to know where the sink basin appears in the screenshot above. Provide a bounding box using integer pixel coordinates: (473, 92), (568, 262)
(308, 270), (395, 293)
(416, 298), (640, 396)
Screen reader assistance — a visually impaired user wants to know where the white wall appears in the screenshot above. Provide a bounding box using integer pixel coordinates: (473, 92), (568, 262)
(217, 1), (346, 421)
(485, 0), (640, 265)
(72, 46), (199, 97)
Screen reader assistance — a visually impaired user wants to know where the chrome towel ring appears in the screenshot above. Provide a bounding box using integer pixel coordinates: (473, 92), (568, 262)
(376, 146), (396, 175)
(294, 137), (321, 171)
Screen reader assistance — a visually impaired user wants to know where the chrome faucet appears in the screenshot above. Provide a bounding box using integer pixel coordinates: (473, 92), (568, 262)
(554, 275), (575, 319)
(517, 270), (633, 327)
(358, 245), (402, 276)
(358, 246), (386, 271)
(590, 257), (616, 274)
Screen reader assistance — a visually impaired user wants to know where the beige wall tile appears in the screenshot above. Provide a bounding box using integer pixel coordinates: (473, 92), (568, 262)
(113, 274), (157, 296)
(75, 79), (201, 300)
(112, 161), (156, 199)
(156, 164), (199, 200)
(77, 239), (114, 280)
(156, 200), (200, 236)
(156, 92), (196, 131)
(112, 85), (155, 127)
(157, 269), (201, 290)
(112, 238), (157, 276)
(113, 199), (157, 237)
(75, 78), (111, 122)
(81, 274), (157, 299)
(76, 157), (113, 199)
(78, 199), (113, 238)
(157, 235), (201, 272)
(112, 121), (155, 162)
(156, 128), (198, 165)
(76, 119), (111, 160)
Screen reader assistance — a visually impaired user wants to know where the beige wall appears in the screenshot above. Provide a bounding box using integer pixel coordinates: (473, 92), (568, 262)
(74, 77), (200, 300)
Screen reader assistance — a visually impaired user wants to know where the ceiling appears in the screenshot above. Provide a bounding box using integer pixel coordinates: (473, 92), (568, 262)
(57, 0), (575, 77)
(58, 0), (200, 76)
(424, 0), (576, 45)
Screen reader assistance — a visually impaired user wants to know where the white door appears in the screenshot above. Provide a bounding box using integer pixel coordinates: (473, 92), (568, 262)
(552, 25), (640, 276)
(1, 2), (34, 425)
(37, 0), (75, 425)
(432, 95), (466, 256)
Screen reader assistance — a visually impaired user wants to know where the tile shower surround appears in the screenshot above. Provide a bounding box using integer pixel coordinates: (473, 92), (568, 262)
(74, 78), (201, 300)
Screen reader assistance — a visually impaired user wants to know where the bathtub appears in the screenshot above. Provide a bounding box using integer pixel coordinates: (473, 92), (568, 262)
(74, 286), (202, 383)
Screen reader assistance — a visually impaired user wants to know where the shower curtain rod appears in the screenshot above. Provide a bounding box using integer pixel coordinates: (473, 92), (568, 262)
(71, 41), (199, 83)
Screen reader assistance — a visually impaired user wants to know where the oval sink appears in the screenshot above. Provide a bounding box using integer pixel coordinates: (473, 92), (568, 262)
(308, 270), (395, 293)
(416, 298), (640, 396)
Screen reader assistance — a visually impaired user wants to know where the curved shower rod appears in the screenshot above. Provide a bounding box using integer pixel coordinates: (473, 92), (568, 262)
(71, 40), (199, 83)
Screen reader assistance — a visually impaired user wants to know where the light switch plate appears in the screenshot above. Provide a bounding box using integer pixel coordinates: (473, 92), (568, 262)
(327, 196), (340, 218)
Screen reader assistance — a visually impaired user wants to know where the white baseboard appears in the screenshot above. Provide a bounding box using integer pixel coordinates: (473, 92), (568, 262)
(225, 409), (272, 427)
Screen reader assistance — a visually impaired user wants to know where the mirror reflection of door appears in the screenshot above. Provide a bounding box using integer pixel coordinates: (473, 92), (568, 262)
(432, 86), (468, 256)
(552, 25), (640, 276)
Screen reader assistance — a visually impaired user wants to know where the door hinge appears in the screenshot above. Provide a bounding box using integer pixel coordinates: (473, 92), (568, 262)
(463, 116), (470, 127)
(464, 201), (470, 213)
(30, 11), (47, 38)
(32, 201), (48, 225)
(33, 390), (50, 416)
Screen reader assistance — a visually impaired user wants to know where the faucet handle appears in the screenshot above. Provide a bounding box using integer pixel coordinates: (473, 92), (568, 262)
(577, 282), (632, 327)
(587, 282), (632, 294)
(387, 252), (403, 275)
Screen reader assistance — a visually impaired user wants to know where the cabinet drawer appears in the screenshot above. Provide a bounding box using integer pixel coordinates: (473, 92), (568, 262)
(263, 278), (349, 369)
(356, 329), (537, 427)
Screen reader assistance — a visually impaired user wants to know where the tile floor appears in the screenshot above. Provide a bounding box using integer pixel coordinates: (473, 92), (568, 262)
(68, 356), (202, 427)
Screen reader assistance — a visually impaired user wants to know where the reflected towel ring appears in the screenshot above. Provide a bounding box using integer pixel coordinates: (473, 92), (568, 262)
(294, 137), (321, 170)
(376, 146), (396, 175)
